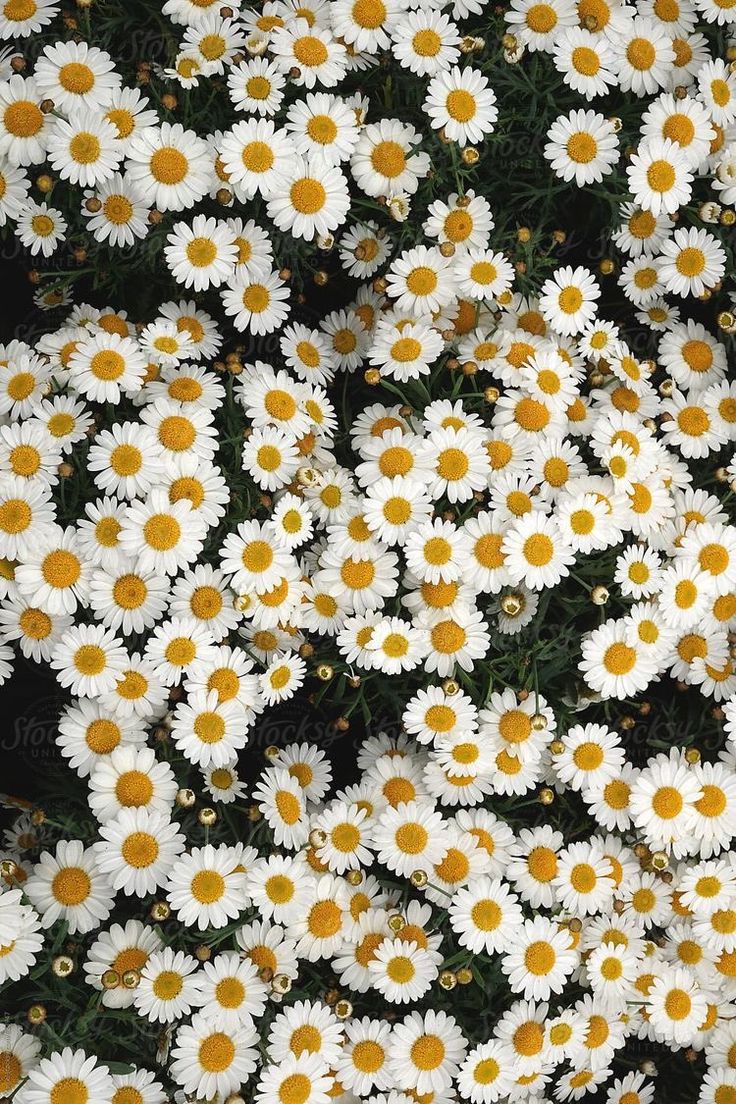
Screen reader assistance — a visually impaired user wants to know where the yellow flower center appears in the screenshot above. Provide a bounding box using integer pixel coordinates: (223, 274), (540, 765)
(150, 147), (189, 184)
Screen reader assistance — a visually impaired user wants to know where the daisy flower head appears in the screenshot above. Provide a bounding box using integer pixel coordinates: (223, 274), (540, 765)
(698, 58), (736, 127)
(222, 268), (291, 334)
(368, 315), (444, 383)
(164, 215), (238, 292)
(100, 85), (159, 151)
(242, 427), (300, 495)
(181, 9), (246, 73)
(582, 763), (639, 833)
(0, 75), (52, 167)
(678, 521), (736, 597)
(333, 1016), (393, 1096)
(614, 544), (664, 598)
(94, 807), (186, 897)
(647, 967), (708, 1045)
(552, 26), (618, 99)
(367, 616), (427, 675)
(656, 226), (727, 298)
(271, 493), (314, 551)
(505, 0), (577, 52)
(421, 604), (491, 676)
(16, 201), (67, 257)
(630, 750), (703, 854)
(660, 320), (727, 393)
(219, 117), (296, 198)
(556, 489), (620, 553)
(15, 525), (91, 616)
(0, 158), (30, 226)
(170, 1013), (257, 1101)
(539, 265), (600, 336)
(126, 122), (213, 212)
(291, 874), (352, 961)
(453, 247), (515, 301)
(270, 17), (348, 89)
(51, 623), (127, 698)
(372, 799), (450, 879)
(46, 108), (122, 189)
(403, 684), (478, 745)
(0, 419), (62, 486)
(254, 1053), (333, 1104)
(284, 91), (360, 167)
(385, 245), (456, 316)
(664, 386), (729, 459)
(227, 55), (286, 116)
(501, 915), (577, 1001)
(544, 109), (619, 187)
(0, 0), (59, 37)
(580, 617), (657, 700)
(18, 1048), (114, 1104)
(81, 173), (151, 248)
(462, 510), (512, 593)
(134, 946), (203, 1024)
(246, 853), (311, 924)
(555, 722), (625, 792)
(423, 67), (498, 147)
(24, 839), (113, 934)
(641, 91), (716, 169)
(282, 320), (339, 384)
(501, 512), (575, 591)
(0, 1025), (41, 1098)
(627, 138), (694, 216)
(608, 14), (677, 95)
(387, 1009), (467, 1096)
(351, 118), (430, 199)
(259, 651), (307, 705)
(339, 228), (391, 290)
(553, 838), (617, 915)
(368, 937), (439, 1003)
(252, 766), (310, 849)
(391, 10), (461, 77)
(34, 39), (119, 111)
(449, 875), (524, 955)
(170, 687), (250, 768)
(118, 490), (206, 577)
(404, 517), (472, 585)
(613, 201), (675, 258)
(166, 843), (247, 930)
(87, 744), (176, 825)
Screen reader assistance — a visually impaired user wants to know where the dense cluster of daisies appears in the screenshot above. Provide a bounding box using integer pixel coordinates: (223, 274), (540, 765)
(1, 0), (736, 1102)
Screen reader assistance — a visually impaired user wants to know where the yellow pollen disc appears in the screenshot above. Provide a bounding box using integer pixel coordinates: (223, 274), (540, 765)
(150, 147), (188, 184)
(52, 866), (90, 905)
(293, 35), (328, 67)
(58, 61), (95, 93)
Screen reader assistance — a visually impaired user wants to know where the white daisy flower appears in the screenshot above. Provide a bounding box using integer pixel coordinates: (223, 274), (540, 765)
(134, 947), (203, 1024)
(94, 807), (186, 897)
(626, 137), (694, 216)
(544, 109), (619, 186)
(391, 11), (461, 77)
(351, 118), (430, 199)
(24, 839), (113, 934)
(656, 225), (727, 298)
(16, 200), (67, 256)
(423, 67), (498, 147)
(126, 122), (213, 211)
(387, 1009), (467, 1096)
(501, 916), (577, 1001)
(46, 108), (122, 188)
(19, 1048), (114, 1104)
(34, 40), (120, 113)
